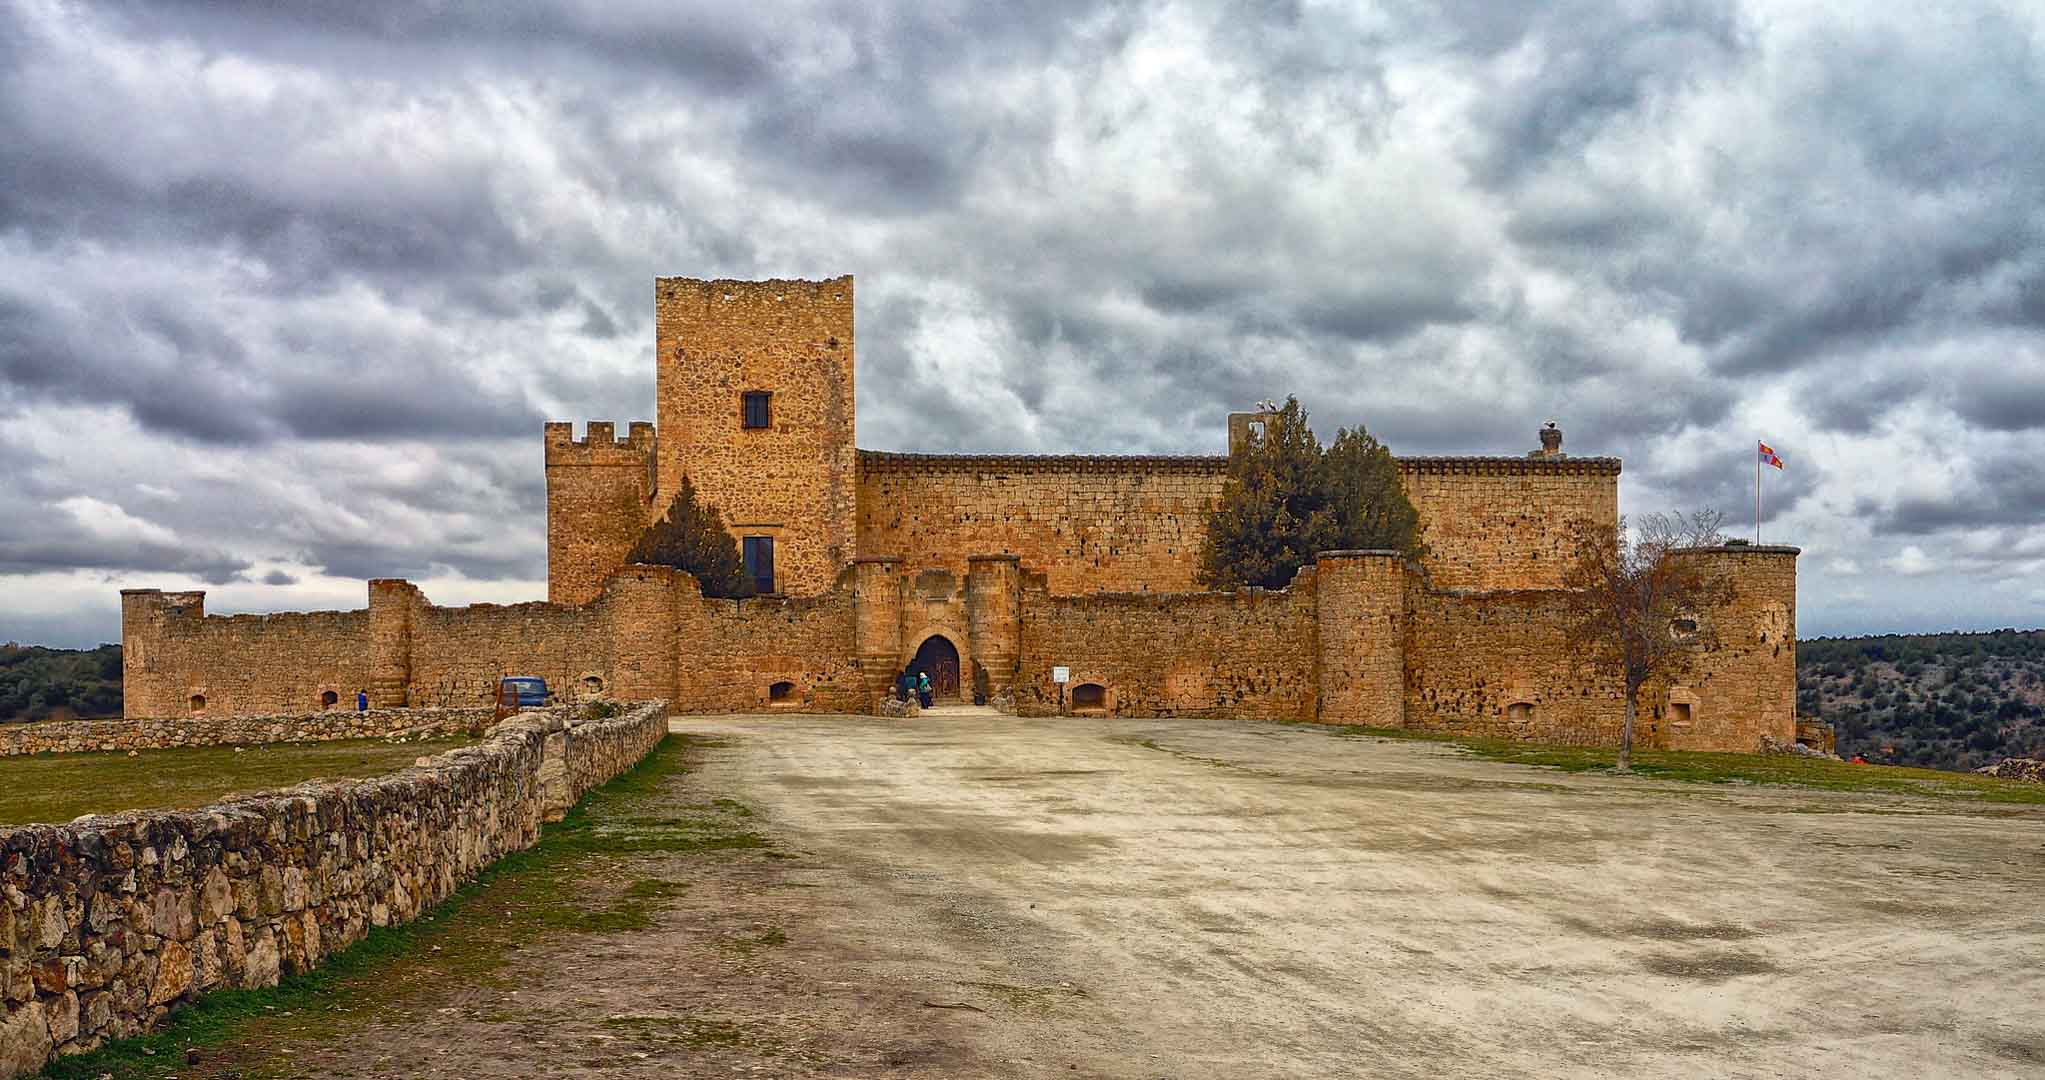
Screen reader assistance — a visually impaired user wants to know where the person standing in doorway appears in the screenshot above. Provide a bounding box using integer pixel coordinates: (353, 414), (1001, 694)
(917, 670), (933, 708)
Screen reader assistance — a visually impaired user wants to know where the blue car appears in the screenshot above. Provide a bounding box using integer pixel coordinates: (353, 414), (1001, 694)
(499, 676), (550, 708)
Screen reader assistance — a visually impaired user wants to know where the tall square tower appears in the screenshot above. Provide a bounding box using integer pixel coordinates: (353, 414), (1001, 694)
(653, 276), (857, 597)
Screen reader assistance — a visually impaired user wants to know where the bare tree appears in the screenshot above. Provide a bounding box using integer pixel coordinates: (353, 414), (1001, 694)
(1560, 510), (1735, 771)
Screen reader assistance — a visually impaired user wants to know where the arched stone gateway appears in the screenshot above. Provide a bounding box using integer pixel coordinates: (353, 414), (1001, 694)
(909, 634), (962, 703)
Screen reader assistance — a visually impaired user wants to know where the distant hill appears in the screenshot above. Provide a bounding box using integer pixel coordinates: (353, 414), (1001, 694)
(0, 643), (124, 723)
(1798, 629), (2045, 771)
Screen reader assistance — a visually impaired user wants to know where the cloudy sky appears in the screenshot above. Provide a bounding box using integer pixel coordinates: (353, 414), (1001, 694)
(2, 0), (2041, 647)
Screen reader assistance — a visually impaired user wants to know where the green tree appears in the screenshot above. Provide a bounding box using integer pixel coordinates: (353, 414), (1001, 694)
(1198, 397), (1423, 590)
(627, 477), (754, 599)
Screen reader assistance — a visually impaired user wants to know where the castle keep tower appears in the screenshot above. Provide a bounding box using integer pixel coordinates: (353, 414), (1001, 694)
(654, 277), (856, 598)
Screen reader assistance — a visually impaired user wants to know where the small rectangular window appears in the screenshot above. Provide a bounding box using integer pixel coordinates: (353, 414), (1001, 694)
(743, 536), (775, 594)
(742, 391), (771, 429)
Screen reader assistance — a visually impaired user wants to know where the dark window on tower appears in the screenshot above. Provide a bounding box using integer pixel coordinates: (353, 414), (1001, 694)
(741, 391), (771, 429)
(743, 536), (775, 594)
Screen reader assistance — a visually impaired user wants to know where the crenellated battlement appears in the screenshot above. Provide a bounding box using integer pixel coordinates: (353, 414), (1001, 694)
(543, 420), (656, 465)
(545, 421), (659, 605)
(120, 588), (208, 620)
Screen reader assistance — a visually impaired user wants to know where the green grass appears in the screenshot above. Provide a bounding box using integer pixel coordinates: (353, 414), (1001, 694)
(1325, 725), (2045, 804)
(41, 734), (769, 1080)
(0, 736), (480, 825)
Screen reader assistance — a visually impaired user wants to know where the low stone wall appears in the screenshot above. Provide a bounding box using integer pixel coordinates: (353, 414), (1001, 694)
(1976, 758), (2045, 783)
(0, 701), (670, 1077)
(0, 708), (497, 758)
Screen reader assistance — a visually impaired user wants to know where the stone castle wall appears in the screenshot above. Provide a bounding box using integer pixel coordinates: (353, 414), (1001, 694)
(1013, 571), (1318, 721)
(0, 707), (490, 758)
(120, 591), (372, 720)
(1315, 552), (1407, 727)
(0, 702), (669, 1078)
(1397, 458), (1620, 591)
(672, 571), (868, 714)
(1403, 585), (1629, 743)
(123, 547), (1798, 754)
(401, 585), (609, 709)
(856, 453), (1225, 595)
(851, 454), (1619, 597)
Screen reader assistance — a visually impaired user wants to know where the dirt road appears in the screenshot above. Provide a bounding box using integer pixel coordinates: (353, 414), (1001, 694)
(666, 715), (2045, 1078)
(190, 715), (2045, 1078)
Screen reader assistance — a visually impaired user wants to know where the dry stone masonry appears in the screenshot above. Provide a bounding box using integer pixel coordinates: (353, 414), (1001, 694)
(1, 707), (493, 758)
(117, 274), (1800, 754)
(0, 702), (669, 1077)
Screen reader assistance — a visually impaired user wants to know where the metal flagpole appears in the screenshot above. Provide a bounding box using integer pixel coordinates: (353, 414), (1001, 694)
(1755, 446), (1761, 545)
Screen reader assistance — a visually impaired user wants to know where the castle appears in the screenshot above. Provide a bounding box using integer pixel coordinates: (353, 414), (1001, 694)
(121, 276), (1800, 751)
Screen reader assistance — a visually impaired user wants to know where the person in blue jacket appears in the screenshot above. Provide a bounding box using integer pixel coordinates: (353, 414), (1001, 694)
(916, 671), (933, 708)
(356, 689), (369, 711)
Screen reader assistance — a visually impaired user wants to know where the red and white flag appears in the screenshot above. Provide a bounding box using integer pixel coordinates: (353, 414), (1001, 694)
(1758, 441), (1784, 469)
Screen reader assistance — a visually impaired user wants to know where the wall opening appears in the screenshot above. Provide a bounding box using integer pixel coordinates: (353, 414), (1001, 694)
(321, 690), (339, 710)
(1506, 701), (1533, 726)
(583, 675), (604, 696)
(1671, 701), (1694, 729)
(188, 694), (206, 713)
(910, 635), (962, 702)
(768, 680), (797, 705)
(741, 390), (772, 429)
(1071, 683), (1108, 713)
(743, 535), (776, 595)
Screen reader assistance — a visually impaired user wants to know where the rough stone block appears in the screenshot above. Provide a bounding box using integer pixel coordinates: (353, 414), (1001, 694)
(0, 1001), (51, 1078)
(198, 868), (233, 925)
(44, 989), (78, 1046)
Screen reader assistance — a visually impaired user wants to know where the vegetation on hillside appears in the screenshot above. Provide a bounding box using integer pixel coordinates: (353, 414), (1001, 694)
(626, 477), (755, 598)
(1798, 629), (2045, 771)
(1199, 397), (1423, 590)
(0, 642), (122, 723)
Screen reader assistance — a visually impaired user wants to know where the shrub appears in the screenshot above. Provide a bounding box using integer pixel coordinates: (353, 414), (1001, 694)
(627, 477), (754, 598)
(1198, 397), (1422, 590)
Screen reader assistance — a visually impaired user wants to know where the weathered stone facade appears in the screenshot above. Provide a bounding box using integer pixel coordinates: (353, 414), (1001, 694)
(119, 274), (1801, 753)
(654, 277), (858, 601)
(0, 702), (668, 1078)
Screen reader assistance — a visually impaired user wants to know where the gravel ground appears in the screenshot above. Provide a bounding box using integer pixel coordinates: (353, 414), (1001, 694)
(664, 714), (2045, 1079)
(185, 714), (2045, 1079)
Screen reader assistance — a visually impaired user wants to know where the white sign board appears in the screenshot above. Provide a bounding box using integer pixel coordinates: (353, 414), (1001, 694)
(1051, 666), (1071, 684)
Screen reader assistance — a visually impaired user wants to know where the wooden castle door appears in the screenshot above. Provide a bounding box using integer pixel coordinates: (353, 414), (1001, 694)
(911, 635), (962, 701)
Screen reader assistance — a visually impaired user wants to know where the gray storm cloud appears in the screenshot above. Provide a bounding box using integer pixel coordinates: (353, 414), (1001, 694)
(1, 0), (2041, 645)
